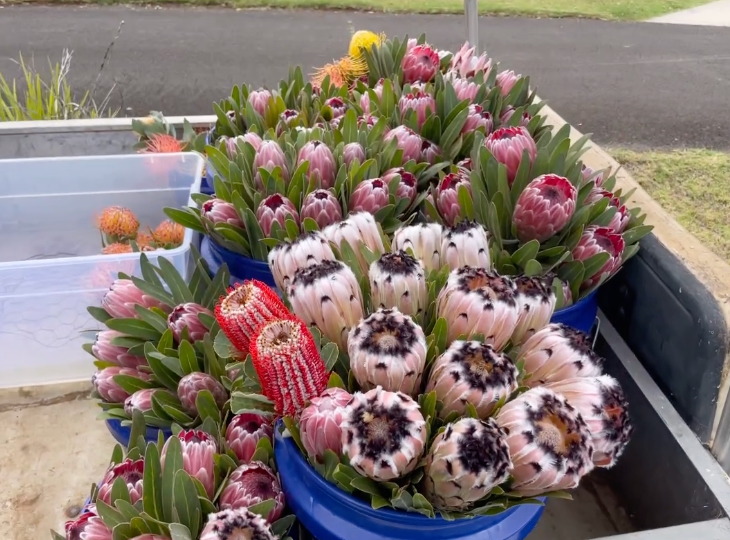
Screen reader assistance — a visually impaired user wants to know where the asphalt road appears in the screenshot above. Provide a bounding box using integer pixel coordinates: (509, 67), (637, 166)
(1, 5), (729, 149)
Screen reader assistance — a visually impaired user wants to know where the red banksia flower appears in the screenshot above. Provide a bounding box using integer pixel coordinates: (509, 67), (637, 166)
(250, 317), (329, 417)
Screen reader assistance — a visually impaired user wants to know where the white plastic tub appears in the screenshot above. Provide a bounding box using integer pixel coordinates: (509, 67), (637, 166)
(0, 152), (203, 388)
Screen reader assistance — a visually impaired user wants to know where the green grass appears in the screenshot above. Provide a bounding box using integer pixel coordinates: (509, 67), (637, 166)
(610, 147), (730, 263)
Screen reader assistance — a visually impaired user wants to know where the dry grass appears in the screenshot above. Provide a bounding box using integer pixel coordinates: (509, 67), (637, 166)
(610, 147), (730, 263)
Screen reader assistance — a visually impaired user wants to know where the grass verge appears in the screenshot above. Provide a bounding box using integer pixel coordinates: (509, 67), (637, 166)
(610, 147), (730, 263)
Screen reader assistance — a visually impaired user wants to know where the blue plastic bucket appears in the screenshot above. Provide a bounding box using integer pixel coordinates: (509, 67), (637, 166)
(274, 426), (545, 540)
(550, 290), (598, 334)
(200, 236), (277, 290)
(200, 168), (216, 196)
(105, 418), (172, 447)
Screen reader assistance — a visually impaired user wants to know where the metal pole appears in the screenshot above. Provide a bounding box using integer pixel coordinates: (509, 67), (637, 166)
(464, 0), (479, 52)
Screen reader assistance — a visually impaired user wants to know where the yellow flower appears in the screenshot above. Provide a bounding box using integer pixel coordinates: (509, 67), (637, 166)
(348, 30), (385, 61)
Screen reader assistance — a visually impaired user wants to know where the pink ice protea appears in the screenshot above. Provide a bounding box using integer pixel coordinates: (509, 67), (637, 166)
(124, 388), (159, 416)
(399, 91), (436, 130)
(248, 88), (272, 117)
(167, 302), (213, 343)
(201, 198), (244, 229)
(92, 330), (147, 369)
(436, 172), (471, 227)
(102, 279), (171, 319)
(177, 372), (229, 416)
(360, 79), (385, 114)
(342, 142), (366, 168)
(516, 323), (604, 387)
(97, 458), (144, 505)
(219, 462), (285, 522)
(255, 194), (300, 237)
(402, 43), (440, 84)
(65, 506), (112, 540)
(605, 193), (631, 234)
(200, 508), (277, 540)
(162, 430), (218, 499)
(450, 75), (480, 103)
(358, 114), (381, 130)
(495, 70), (520, 97)
(383, 167), (418, 205)
(299, 387), (353, 462)
(225, 413), (274, 463)
(420, 139), (442, 165)
(297, 140), (337, 189)
(585, 187), (611, 205)
(239, 132), (264, 153)
(325, 96), (347, 118)
(484, 127), (538, 185)
(350, 178), (390, 214)
(253, 140), (289, 187)
(384, 125), (423, 162)
(500, 106), (532, 128)
(582, 165), (605, 187)
(513, 174), (578, 243)
(572, 226), (626, 289)
(462, 105), (493, 135)
(92, 366), (149, 404)
(511, 275), (557, 346)
(457, 158), (473, 173)
(440, 220), (491, 271)
(300, 189), (343, 229)
(449, 42), (493, 79)
(279, 109), (300, 131)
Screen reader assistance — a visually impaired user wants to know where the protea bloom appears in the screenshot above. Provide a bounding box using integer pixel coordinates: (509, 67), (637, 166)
(383, 167), (418, 205)
(248, 89), (272, 117)
(225, 413), (274, 463)
(250, 317), (329, 416)
(349, 178), (390, 214)
(495, 70), (520, 97)
(267, 231), (336, 293)
(392, 223), (443, 272)
(162, 430), (218, 499)
(177, 372), (229, 416)
(360, 79), (384, 114)
(399, 91), (436, 130)
(436, 172), (472, 227)
(255, 194), (300, 237)
(384, 125), (422, 162)
(152, 220), (185, 246)
(101, 243), (134, 255)
(436, 267), (520, 350)
(543, 376), (633, 468)
(572, 226), (626, 289)
(582, 165), (605, 187)
(92, 330), (147, 369)
(348, 308), (427, 396)
(201, 198), (244, 229)
(298, 190), (342, 230)
(511, 275), (557, 346)
(92, 366), (149, 404)
(496, 387), (595, 496)
(457, 158), (472, 173)
(143, 133), (184, 154)
(425, 340), (518, 419)
(500, 106), (532, 127)
(369, 252), (427, 318)
(343, 142), (366, 167)
(449, 42), (493, 79)
(200, 508), (277, 540)
(124, 388), (160, 416)
(219, 462), (285, 522)
(441, 220), (491, 271)
(605, 194), (631, 234)
(102, 279), (171, 318)
(561, 279), (574, 307)
(225, 132), (263, 155)
(299, 387), (353, 462)
(65, 508), (112, 540)
(96, 206), (139, 239)
(449, 76), (480, 103)
(288, 259), (364, 350)
(358, 114), (380, 130)
(462, 105), (493, 135)
(324, 96), (348, 118)
(97, 459), (144, 505)
(420, 139), (442, 165)
(167, 302), (213, 343)
(513, 174), (578, 243)
(402, 43), (440, 84)
(253, 140), (289, 187)
(516, 323), (604, 387)
(423, 417), (511, 511)
(323, 212), (386, 275)
(485, 127), (538, 184)
(341, 386), (428, 480)
(297, 140), (337, 189)
(278, 109), (300, 134)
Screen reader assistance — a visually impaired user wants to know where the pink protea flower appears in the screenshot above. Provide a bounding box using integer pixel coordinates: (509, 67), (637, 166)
(93, 366), (149, 404)
(440, 221), (491, 272)
(124, 388), (159, 416)
(511, 275), (557, 346)
(102, 279), (170, 319)
(268, 231), (337, 292)
(177, 372), (228, 416)
(436, 172), (471, 227)
(248, 88), (272, 117)
(513, 174), (578, 243)
(582, 164), (605, 187)
(324, 96), (347, 118)
(253, 140), (289, 187)
(384, 125), (422, 162)
(516, 323), (604, 387)
(343, 142), (366, 167)
(162, 430), (218, 499)
(402, 44), (440, 84)
(297, 140), (338, 189)
(585, 187), (611, 205)
(92, 330), (147, 369)
(255, 194), (300, 237)
(449, 42), (493, 79)
(219, 462), (285, 522)
(225, 413), (273, 463)
(399, 91), (436, 130)
(202, 198), (244, 229)
(405, 38), (418, 53)
(167, 302), (213, 343)
(360, 79), (384, 114)
(299, 387), (352, 462)
(457, 158), (473, 173)
(572, 226), (626, 289)
(358, 114), (381, 130)
(350, 178), (390, 214)
(279, 109), (299, 127)
(97, 458), (144, 505)
(300, 189), (343, 229)
(496, 387), (595, 496)
(450, 75), (480, 102)
(65, 506), (112, 540)
(462, 105), (493, 135)
(322, 212), (386, 276)
(561, 279), (574, 307)
(382, 167), (418, 205)
(239, 132), (264, 153)
(605, 193), (631, 233)
(500, 106), (532, 128)
(496, 70), (520, 97)
(484, 126), (538, 184)
(420, 139), (442, 165)
(392, 223), (444, 272)
(200, 508), (276, 540)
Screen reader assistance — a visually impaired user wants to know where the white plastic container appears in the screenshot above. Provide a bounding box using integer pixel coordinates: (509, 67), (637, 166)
(0, 152), (203, 388)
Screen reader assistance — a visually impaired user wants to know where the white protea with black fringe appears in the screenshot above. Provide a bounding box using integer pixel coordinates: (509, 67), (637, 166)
(348, 307), (428, 397)
(391, 222), (444, 272)
(369, 251), (428, 319)
(440, 220), (491, 271)
(510, 275), (557, 346)
(199, 508), (278, 540)
(268, 231), (336, 293)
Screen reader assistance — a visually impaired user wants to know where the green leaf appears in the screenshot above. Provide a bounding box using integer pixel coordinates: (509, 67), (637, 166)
(143, 442), (163, 521)
(173, 471), (202, 538)
(213, 331), (237, 359)
(156, 257), (195, 305)
(95, 500), (126, 528)
(111, 476), (132, 506)
(511, 240), (540, 269)
(581, 252), (611, 280)
(168, 524), (193, 540)
(320, 342), (339, 372)
(162, 436), (183, 523)
(112, 522), (136, 540)
(371, 494), (391, 510)
(195, 390), (222, 424)
(157, 329), (174, 353)
(113, 374), (155, 395)
(523, 259), (543, 277)
(248, 499), (276, 519)
(163, 207), (206, 234)
(88, 306), (113, 323)
(623, 225), (653, 245)
(128, 410), (148, 454)
(177, 340), (200, 375)
(350, 476), (384, 497)
(327, 372), (347, 390)
(106, 318), (162, 341)
(115, 499), (141, 521)
(270, 515), (296, 538)
(230, 392), (275, 415)
(134, 305), (170, 334)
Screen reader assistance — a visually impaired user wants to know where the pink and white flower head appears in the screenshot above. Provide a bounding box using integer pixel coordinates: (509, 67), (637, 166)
(500, 106), (532, 128)
(462, 105), (493, 135)
(93, 366), (149, 404)
(253, 140), (289, 187)
(513, 174), (578, 243)
(449, 42), (493, 79)
(97, 458), (144, 505)
(323, 211), (386, 275)
(582, 164), (606, 187)
(495, 70), (521, 97)
(436, 266), (520, 351)
(358, 114), (381, 131)
(485, 127), (538, 185)
(177, 372), (229, 416)
(239, 132), (264, 153)
(200, 508), (277, 540)
(440, 220), (491, 271)
(124, 388), (159, 416)
(511, 275), (557, 346)
(405, 38), (419, 53)
(255, 194), (300, 237)
(341, 386), (428, 481)
(391, 223), (444, 272)
(585, 187), (611, 205)
(360, 79), (384, 114)
(324, 96), (347, 118)
(102, 279), (170, 319)
(65, 509), (112, 540)
(167, 302), (213, 343)
(225, 413), (274, 463)
(572, 226), (626, 289)
(605, 193), (631, 234)
(402, 44), (440, 84)
(457, 158), (473, 173)
(399, 91), (436, 130)
(369, 252), (428, 318)
(202, 198), (244, 229)
(516, 323), (604, 387)
(343, 142), (366, 168)
(218, 461), (285, 522)
(279, 109), (300, 130)
(297, 140), (338, 189)
(448, 75), (480, 103)
(299, 387), (353, 462)
(92, 330), (147, 369)
(420, 139), (442, 165)
(248, 88), (272, 117)
(384, 125), (423, 163)
(350, 177), (390, 215)
(426, 340), (518, 419)
(267, 230), (336, 292)
(543, 376), (633, 468)
(162, 430), (218, 499)
(436, 172), (472, 227)
(382, 167), (418, 205)
(299, 189), (343, 230)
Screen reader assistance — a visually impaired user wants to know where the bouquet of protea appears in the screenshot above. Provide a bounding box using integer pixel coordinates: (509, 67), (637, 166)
(95, 206), (186, 255)
(54, 409), (296, 540)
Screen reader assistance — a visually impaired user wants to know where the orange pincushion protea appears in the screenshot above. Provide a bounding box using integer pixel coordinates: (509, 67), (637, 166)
(102, 243), (133, 255)
(311, 57), (357, 90)
(143, 133), (184, 153)
(152, 220), (185, 246)
(96, 206), (140, 238)
(135, 232), (155, 249)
